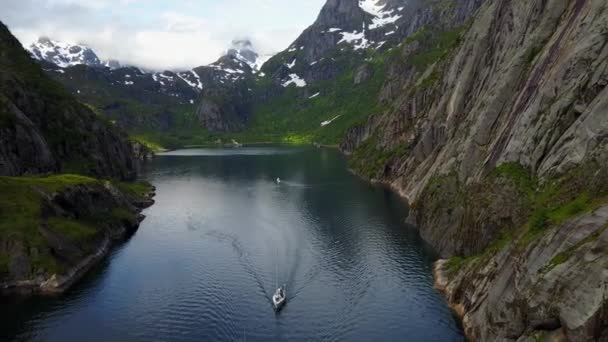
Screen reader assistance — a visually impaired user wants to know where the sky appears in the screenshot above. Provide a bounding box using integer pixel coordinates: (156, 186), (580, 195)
(0, 0), (327, 70)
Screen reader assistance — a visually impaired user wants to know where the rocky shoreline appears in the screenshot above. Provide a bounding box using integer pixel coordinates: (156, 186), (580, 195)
(0, 180), (156, 297)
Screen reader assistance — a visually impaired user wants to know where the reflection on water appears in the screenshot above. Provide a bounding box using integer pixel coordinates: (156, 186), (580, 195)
(2, 147), (463, 341)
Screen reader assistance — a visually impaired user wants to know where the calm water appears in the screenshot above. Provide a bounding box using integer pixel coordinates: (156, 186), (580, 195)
(2, 147), (463, 341)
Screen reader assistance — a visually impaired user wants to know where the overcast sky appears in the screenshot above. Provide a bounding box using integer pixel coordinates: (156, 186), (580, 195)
(0, 0), (326, 70)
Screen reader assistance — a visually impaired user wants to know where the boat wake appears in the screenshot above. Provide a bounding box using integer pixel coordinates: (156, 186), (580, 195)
(205, 228), (320, 307)
(205, 231), (272, 304)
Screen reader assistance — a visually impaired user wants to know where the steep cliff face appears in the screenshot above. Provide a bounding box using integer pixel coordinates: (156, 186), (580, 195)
(343, 0), (608, 340)
(0, 22), (139, 179)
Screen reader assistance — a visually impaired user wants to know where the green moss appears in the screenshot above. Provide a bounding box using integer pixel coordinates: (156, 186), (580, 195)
(48, 217), (98, 242)
(113, 181), (153, 199)
(0, 175), (100, 276)
(521, 192), (602, 247)
(0, 175), (96, 240)
(445, 255), (478, 274)
(111, 208), (136, 223)
(492, 162), (537, 196)
(0, 174), (147, 279)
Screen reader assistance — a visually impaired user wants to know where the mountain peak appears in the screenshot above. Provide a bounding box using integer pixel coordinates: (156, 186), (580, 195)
(223, 38), (272, 72)
(224, 38), (258, 69)
(27, 37), (124, 69)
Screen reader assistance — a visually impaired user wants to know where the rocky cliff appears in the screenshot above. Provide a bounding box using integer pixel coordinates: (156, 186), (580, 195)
(0, 22), (139, 179)
(343, 0), (608, 340)
(0, 175), (155, 295)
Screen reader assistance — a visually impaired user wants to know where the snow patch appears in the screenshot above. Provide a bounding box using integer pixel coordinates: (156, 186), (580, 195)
(338, 31), (370, 50)
(282, 74), (307, 88)
(286, 59), (297, 69)
(359, 0), (403, 30)
(321, 115), (341, 127)
(309, 92), (321, 99)
(328, 28), (342, 32)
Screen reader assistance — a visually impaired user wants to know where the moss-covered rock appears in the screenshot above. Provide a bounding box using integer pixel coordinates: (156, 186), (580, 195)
(0, 175), (155, 295)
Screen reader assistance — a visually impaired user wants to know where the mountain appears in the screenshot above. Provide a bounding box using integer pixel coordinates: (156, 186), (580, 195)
(0, 24), (141, 179)
(28, 37), (106, 68)
(0, 21), (156, 296)
(226, 39), (271, 72)
(193, 0), (484, 141)
(30, 37), (268, 139)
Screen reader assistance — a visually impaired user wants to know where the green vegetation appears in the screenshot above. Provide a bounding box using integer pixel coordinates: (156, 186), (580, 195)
(489, 162), (604, 248)
(445, 255), (478, 274)
(113, 180), (153, 199)
(0, 175), (150, 278)
(0, 175), (97, 274)
(543, 225), (607, 272)
(111, 208), (136, 223)
(245, 51), (390, 145)
(347, 136), (410, 179)
(520, 192), (601, 247)
(492, 162), (537, 197)
(405, 26), (466, 71)
(48, 217), (97, 243)
(440, 161), (608, 279)
(131, 135), (166, 153)
(445, 230), (512, 274)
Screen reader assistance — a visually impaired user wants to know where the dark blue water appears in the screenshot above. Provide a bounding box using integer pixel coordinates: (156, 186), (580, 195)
(2, 147), (463, 341)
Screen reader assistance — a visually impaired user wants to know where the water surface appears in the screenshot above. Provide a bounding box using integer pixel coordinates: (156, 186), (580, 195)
(2, 147), (463, 341)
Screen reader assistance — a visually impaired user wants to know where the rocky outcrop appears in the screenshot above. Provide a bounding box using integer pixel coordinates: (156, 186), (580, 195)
(0, 178), (155, 295)
(342, 0), (608, 340)
(436, 202), (608, 341)
(0, 22), (139, 180)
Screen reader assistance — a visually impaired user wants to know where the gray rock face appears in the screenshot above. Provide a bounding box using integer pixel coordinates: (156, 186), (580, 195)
(437, 203), (608, 341)
(342, 0), (608, 340)
(354, 63), (373, 85)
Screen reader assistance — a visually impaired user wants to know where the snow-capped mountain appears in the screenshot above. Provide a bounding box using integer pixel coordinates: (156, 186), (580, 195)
(225, 39), (273, 72)
(261, 0), (415, 89)
(28, 37), (105, 68)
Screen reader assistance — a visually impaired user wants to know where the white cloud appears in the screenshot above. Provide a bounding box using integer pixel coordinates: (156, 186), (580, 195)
(0, 0), (326, 70)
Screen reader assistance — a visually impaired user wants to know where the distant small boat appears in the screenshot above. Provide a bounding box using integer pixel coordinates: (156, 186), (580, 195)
(272, 285), (286, 311)
(276, 177), (281, 184)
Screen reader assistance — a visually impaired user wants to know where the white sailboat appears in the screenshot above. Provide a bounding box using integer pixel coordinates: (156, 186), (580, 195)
(272, 252), (286, 311)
